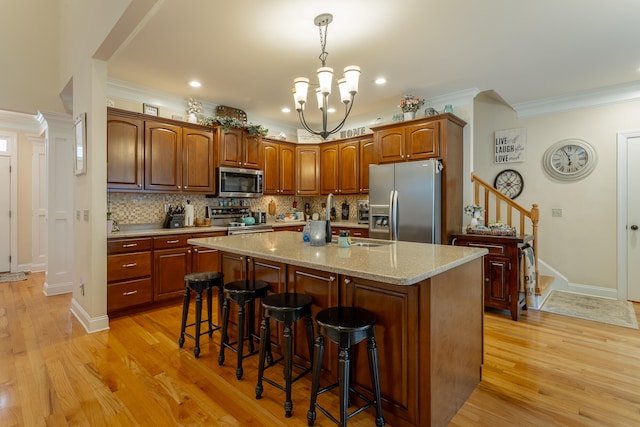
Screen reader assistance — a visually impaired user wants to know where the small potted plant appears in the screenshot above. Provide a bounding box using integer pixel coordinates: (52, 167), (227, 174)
(399, 94), (425, 120)
(464, 204), (484, 228)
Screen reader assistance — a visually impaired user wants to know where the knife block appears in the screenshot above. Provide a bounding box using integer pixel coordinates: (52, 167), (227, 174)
(163, 213), (185, 229)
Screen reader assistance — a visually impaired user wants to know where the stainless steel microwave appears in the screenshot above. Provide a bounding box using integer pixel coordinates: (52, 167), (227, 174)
(217, 167), (263, 198)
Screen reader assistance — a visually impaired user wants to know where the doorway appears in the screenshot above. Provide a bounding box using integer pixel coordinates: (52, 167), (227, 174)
(0, 132), (17, 273)
(617, 130), (640, 302)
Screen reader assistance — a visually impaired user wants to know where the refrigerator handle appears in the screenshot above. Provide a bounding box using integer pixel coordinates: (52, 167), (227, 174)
(388, 191), (395, 240)
(391, 190), (399, 240)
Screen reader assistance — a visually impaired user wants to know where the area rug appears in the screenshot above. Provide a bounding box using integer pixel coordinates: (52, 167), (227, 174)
(0, 272), (27, 283)
(541, 290), (639, 329)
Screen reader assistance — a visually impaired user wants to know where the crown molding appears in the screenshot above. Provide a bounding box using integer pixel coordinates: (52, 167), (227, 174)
(426, 88), (480, 108)
(513, 81), (640, 118)
(107, 78), (217, 115)
(0, 109), (42, 133)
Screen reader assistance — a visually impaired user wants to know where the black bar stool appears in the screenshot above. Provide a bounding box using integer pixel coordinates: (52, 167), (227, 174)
(255, 293), (315, 418)
(307, 306), (385, 427)
(218, 279), (270, 380)
(178, 271), (224, 358)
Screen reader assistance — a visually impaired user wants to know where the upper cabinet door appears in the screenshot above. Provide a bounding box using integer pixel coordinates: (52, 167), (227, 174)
(405, 121), (440, 161)
(107, 113), (144, 190)
(320, 143), (339, 195)
(144, 121), (183, 192)
(296, 145), (320, 196)
(359, 137), (375, 193)
(338, 141), (359, 194)
(218, 128), (243, 167)
(279, 143), (296, 195)
(376, 128), (405, 164)
(243, 133), (262, 169)
(262, 141), (280, 194)
(182, 127), (215, 193)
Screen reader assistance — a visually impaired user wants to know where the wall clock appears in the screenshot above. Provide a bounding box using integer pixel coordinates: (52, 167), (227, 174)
(493, 169), (524, 199)
(542, 139), (597, 181)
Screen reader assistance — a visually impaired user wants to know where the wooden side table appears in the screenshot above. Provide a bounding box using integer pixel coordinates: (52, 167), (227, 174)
(451, 233), (533, 320)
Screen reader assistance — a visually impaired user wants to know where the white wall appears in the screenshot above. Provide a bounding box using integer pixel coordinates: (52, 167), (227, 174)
(473, 92), (640, 291)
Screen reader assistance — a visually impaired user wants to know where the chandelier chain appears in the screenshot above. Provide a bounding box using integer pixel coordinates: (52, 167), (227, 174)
(318, 21), (328, 66)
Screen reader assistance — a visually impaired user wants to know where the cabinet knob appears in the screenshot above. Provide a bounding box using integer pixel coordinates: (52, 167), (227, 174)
(631, 225), (639, 230)
(177, 185), (181, 190)
(484, 278), (489, 282)
(137, 184), (142, 188)
(344, 278), (351, 285)
(328, 276), (336, 283)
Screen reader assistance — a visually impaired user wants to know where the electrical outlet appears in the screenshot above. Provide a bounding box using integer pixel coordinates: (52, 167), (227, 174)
(83, 209), (89, 221)
(76, 210), (81, 220)
(552, 208), (563, 217)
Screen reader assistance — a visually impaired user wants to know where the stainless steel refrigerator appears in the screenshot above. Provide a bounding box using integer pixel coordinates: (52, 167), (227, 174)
(369, 159), (442, 243)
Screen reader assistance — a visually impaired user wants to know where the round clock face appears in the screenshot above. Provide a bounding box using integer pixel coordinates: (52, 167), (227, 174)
(542, 139), (597, 181)
(493, 169), (524, 199)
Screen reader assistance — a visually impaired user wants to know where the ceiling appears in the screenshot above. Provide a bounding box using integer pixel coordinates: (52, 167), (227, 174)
(107, 0), (640, 128)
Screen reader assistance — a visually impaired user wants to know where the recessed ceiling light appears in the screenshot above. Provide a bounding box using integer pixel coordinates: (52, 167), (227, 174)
(189, 80), (201, 88)
(327, 107), (336, 113)
(375, 77), (387, 85)
(282, 107), (291, 113)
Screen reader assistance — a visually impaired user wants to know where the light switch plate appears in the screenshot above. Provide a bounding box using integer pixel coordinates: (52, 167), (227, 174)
(551, 208), (563, 217)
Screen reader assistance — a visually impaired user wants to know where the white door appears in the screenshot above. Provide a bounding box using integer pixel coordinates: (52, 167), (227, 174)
(0, 155), (10, 272)
(627, 135), (640, 302)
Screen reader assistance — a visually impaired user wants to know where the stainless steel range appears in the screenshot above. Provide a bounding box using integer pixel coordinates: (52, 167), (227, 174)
(207, 205), (273, 235)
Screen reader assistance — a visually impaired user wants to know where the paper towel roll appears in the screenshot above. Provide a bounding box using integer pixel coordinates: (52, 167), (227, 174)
(185, 205), (194, 226)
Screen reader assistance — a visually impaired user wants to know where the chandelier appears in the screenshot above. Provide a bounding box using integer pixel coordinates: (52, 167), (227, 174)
(292, 13), (360, 140)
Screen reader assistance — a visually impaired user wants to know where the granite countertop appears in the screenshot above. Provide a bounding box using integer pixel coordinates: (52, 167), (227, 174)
(188, 231), (486, 286)
(107, 220), (368, 239)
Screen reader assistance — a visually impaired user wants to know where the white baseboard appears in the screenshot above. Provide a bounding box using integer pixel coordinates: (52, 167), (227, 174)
(43, 280), (73, 296)
(538, 258), (619, 301)
(70, 297), (110, 334)
(19, 262), (46, 272)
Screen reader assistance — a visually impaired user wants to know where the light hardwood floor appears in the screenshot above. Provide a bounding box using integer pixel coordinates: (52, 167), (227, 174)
(1, 272), (639, 426)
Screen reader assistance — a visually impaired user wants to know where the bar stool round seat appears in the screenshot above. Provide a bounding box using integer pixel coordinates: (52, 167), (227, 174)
(307, 306), (385, 427)
(255, 293), (315, 418)
(218, 279), (270, 380)
(178, 271), (224, 358)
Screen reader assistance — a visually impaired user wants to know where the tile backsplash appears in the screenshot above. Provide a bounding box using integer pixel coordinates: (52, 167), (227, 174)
(108, 192), (367, 225)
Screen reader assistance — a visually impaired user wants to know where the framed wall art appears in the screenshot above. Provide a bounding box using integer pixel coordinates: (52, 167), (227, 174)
(74, 113), (86, 176)
(494, 128), (526, 164)
(143, 103), (159, 116)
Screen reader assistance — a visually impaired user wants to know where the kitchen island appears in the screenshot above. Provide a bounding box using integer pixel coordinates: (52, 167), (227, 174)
(188, 231), (486, 427)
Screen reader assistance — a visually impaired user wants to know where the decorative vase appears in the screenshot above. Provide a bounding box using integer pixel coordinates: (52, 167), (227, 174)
(106, 219), (113, 234)
(187, 113), (198, 123)
(469, 211), (482, 228)
(403, 111), (416, 121)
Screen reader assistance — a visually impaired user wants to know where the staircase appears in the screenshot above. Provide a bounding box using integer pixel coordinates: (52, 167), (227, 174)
(470, 173), (552, 297)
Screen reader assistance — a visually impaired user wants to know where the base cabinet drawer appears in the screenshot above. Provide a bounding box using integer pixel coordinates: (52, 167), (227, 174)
(107, 278), (153, 311)
(107, 252), (152, 282)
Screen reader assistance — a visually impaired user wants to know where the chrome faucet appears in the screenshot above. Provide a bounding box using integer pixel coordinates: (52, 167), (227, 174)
(326, 193), (334, 242)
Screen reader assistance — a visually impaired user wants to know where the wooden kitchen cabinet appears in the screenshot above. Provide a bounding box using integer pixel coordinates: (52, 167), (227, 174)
(182, 127), (216, 192)
(374, 118), (440, 164)
(217, 128), (262, 169)
(320, 139), (359, 195)
(191, 232), (225, 273)
(288, 266), (340, 374)
(153, 234), (192, 300)
(451, 233), (533, 320)
(219, 253), (286, 349)
(144, 120), (214, 193)
(107, 237), (153, 313)
(359, 136), (375, 193)
(144, 121), (183, 192)
(295, 145), (321, 196)
(342, 274), (419, 423)
(372, 113), (467, 244)
(107, 111), (144, 191)
(262, 138), (295, 195)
